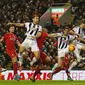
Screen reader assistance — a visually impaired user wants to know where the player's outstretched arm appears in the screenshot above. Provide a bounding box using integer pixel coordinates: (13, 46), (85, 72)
(48, 33), (57, 37)
(76, 37), (85, 42)
(48, 33), (66, 38)
(7, 23), (24, 27)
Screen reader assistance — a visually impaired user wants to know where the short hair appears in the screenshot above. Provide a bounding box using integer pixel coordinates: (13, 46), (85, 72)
(32, 14), (40, 19)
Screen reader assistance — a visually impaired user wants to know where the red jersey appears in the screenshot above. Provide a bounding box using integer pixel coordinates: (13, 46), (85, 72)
(3, 33), (18, 50)
(53, 40), (58, 47)
(37, 32), (48, 49)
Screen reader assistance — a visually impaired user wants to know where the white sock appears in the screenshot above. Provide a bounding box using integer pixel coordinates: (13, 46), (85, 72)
(30, 57), (38, 66)
(52, 63), (58, 71)
(18, 53), (23, 66)
(68, 61), (77, 71)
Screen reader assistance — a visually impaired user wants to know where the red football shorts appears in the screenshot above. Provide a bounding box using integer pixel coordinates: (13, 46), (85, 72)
(40, 51), (47, 63)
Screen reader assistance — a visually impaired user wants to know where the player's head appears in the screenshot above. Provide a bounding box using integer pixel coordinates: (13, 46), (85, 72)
(63, 26), (70, 35)
(32, 15), (40, 24)
(9, 25), (15, 33)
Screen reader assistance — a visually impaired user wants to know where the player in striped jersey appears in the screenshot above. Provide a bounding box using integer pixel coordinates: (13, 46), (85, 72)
(8, 15), (42, 68)
(68, 23), (85, 72)
(50, 27), (75, 80)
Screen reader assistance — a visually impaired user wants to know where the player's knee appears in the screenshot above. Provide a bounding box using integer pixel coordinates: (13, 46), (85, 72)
(19, 46), (25, 53)
(33, 51), (40, 59)
(58, 64), (62, 68)
(58, 61), (62, 67)
(45, 57), (51, 64)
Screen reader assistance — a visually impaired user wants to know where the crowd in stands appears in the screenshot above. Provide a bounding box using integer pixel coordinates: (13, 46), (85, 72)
(0, 0), (85, 70)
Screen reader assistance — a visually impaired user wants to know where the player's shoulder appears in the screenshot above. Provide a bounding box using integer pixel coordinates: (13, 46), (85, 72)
(42, 32), (48, 35)
(42, 32), (48, 38)
(39, 25), (42, 28)
(25, 22), (31, 24)
(4, 32), (9, 36)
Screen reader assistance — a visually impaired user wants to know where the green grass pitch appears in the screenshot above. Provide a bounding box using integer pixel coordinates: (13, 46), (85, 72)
(0, 80), (85, 85)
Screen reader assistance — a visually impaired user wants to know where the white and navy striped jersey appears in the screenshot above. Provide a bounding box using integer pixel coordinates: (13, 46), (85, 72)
(57, 33), (74, 49)
(73, 26), (85, 38)
(25, 22), (42, 38)
(73, 26), (85, 43)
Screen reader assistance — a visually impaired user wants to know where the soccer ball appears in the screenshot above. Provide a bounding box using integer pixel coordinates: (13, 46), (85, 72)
(68, 44), (75, 52)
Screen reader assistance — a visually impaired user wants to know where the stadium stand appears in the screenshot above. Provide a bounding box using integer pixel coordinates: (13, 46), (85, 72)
(0, 0), (85, 70)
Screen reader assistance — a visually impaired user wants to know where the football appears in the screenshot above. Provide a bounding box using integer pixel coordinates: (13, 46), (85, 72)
(68, 44), (75, 52)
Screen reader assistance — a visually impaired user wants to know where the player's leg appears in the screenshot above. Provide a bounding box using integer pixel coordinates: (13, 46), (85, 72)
(50, 57), (64, 80)
(30, 51), (52, 82)
(12, 57), (18, 76)
(30, 52), (42, 82)
(74, 44), (82, 62)
(30, 41), (42, 82)
(40, 51), (51, 64)
(18, 45), (25, 66)
(52, 49), (65, 71)
(52, 63), (58, 71)
(64, 54), (73, 81)
(50, 48), (68, 79)
(30, 41), (40, 66)
(30, 65), (42, 82)
(68, 46), (80, 71)
(65, 65), (73, 81)
(12, 52), (21, 81)
(7, 50), (20, 80)
(18, 39), (29, 66)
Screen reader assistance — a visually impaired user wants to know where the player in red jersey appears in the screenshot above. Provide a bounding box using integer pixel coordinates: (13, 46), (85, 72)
(30, 28), (60, 82)
(0, 25), (21, 81)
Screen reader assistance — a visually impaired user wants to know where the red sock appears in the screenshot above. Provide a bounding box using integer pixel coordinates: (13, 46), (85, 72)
(52, 67), (62, 75)
(33, 66), (41, 79)
(13, 62), (18, 76)
(65, 65), (69, 71)
(65, 65), (71, 78)
(66, 70), (70, 78)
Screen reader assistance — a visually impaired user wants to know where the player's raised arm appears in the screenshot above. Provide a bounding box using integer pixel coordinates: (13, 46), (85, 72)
(7, 23), (24, 27)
